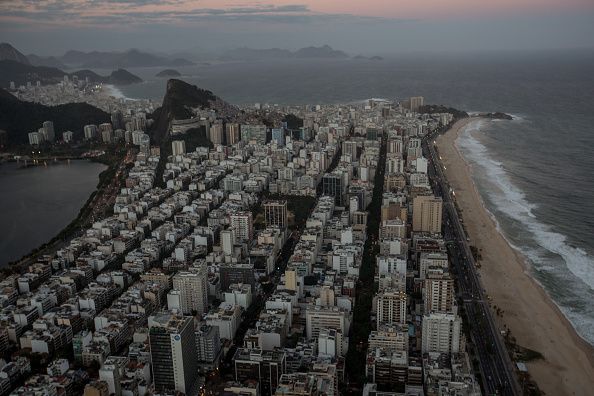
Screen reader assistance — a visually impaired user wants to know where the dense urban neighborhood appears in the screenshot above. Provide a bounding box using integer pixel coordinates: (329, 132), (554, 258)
(0, 75), (509, 396)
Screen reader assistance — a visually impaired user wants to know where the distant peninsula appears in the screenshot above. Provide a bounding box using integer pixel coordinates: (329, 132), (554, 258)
(220, 45), (349, 61)
(0, 59), (143, 87)
(480, 112), (513, 120)
(156, 69), (181, 78)
(354, 55), (384, 61)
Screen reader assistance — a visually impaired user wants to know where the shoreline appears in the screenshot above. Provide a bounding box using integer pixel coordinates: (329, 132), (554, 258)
(1, 153), (121, 273)
(436, 118), (594, 395)
(102, 84), (135, 101)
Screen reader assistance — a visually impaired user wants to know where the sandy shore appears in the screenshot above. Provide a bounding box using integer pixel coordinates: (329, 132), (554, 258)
(436, 118), (594, 396)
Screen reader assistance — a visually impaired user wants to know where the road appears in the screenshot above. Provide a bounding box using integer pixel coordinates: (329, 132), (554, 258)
(423, 123), (521, 396)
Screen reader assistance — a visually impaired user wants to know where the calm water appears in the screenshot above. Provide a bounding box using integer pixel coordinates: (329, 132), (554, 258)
(114, 51), (594, 344)
(0, 160), (106, 266)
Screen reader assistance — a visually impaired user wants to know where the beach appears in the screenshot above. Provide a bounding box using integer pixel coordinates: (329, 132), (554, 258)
(436, 118), (594, 395)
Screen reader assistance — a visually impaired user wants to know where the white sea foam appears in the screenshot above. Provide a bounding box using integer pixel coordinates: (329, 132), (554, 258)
(456, 120), (594, 344)
(104, 84), (135, 100)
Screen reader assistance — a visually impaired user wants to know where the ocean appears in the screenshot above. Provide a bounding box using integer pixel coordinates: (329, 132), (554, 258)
(0, 160), (107, 266)
(114, 50), (594, 345)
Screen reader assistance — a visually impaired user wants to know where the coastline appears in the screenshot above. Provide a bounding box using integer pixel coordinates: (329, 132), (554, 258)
(103, 84), (132, 100)
(436, 118), (594, 395)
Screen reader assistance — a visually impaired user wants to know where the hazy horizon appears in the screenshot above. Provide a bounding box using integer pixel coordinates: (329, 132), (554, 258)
(1, 0), (594, 56)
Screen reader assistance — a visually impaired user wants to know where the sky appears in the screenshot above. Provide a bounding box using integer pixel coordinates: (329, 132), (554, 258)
(1, 0), (594, 55)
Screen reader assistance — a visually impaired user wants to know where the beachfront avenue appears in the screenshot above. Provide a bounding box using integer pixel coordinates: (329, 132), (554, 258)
(423, 120), (521, 396)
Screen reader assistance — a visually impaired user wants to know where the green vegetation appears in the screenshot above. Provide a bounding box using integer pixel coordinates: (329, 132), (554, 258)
(517, 347), (544, 362)
(419, 104), (469, 120)
(345, 135), (387, 388)
(180, 127), (212, 152)
(282, 114), (304, 130)
(0, 88), (110, 146)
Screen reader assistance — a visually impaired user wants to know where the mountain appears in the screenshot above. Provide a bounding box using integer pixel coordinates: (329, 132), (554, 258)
(27, 54), (67, 69)
(354, 55), (384, 61)
(0, 60), (143, 87)
(0, 60), (65, 87)
(156, 69), (181, 78)
(220, 45), (348, 61)
(70, 69), (105, 82)
(59, 49), (193, 68)
(0, 88), (109, 146)
(150, 79), (220, 144)
(107, 69), (143, 85)
(0, 43), (30, 65)
(220, 47), (293, 61)
(294, 45), (348, 59)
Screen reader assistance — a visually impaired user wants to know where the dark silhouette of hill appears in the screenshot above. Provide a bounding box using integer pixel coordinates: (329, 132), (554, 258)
(150, 79), (219, 144)
(108, 69), (143, 85)
(0, 60), (65, 87)
(27, 54), (67, 69)
(0, 60), (143, 88)
(0, 89), (109, 146)
(220, 45), (348, 61)
(0, 43), (30, 65)
(294, 45), (348, 58)
(60, 48), (193, 68)
(156, 69), (181, 77)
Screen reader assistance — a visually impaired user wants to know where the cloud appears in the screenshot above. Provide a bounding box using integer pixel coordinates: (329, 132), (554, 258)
(0, 0), (395, 27)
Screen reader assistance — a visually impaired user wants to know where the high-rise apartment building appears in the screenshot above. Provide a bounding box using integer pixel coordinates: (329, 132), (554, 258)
(225, 123), (240, 145)
(424, 270), (455, 314)
(421, 312), (461, 354)
(263, 200), (288, 229)
(171, 140), (186, 156)
(284, 269), (297, 291)
(219, 263), (255, 292)
(376, 290), (407, 327)
(342, 140), (359, 161)
(271, 128), (285, 146)
(28, 132), (42, 146)
(409, 96), (424, 112)
(368, 324), (409, 352)
(322, 172), (347, 207)
(230, 211), (253, 242)
(305, 306), (349, 340)
(148, 313), (198, 394)
(234, 348), (287, 395)
(241, 124), (267, 145)
(412, 195), (443, 234)
(195, 324), (222, 370)
(209, 123), (224, 145)
(40, 121), (55, 142)
(111, 110), (124, 130)
(172, 266), (209, 315)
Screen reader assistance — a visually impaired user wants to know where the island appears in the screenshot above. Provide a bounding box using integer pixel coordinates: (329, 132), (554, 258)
(107, 68), (143, 85)
(156, 69), (182, 78)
